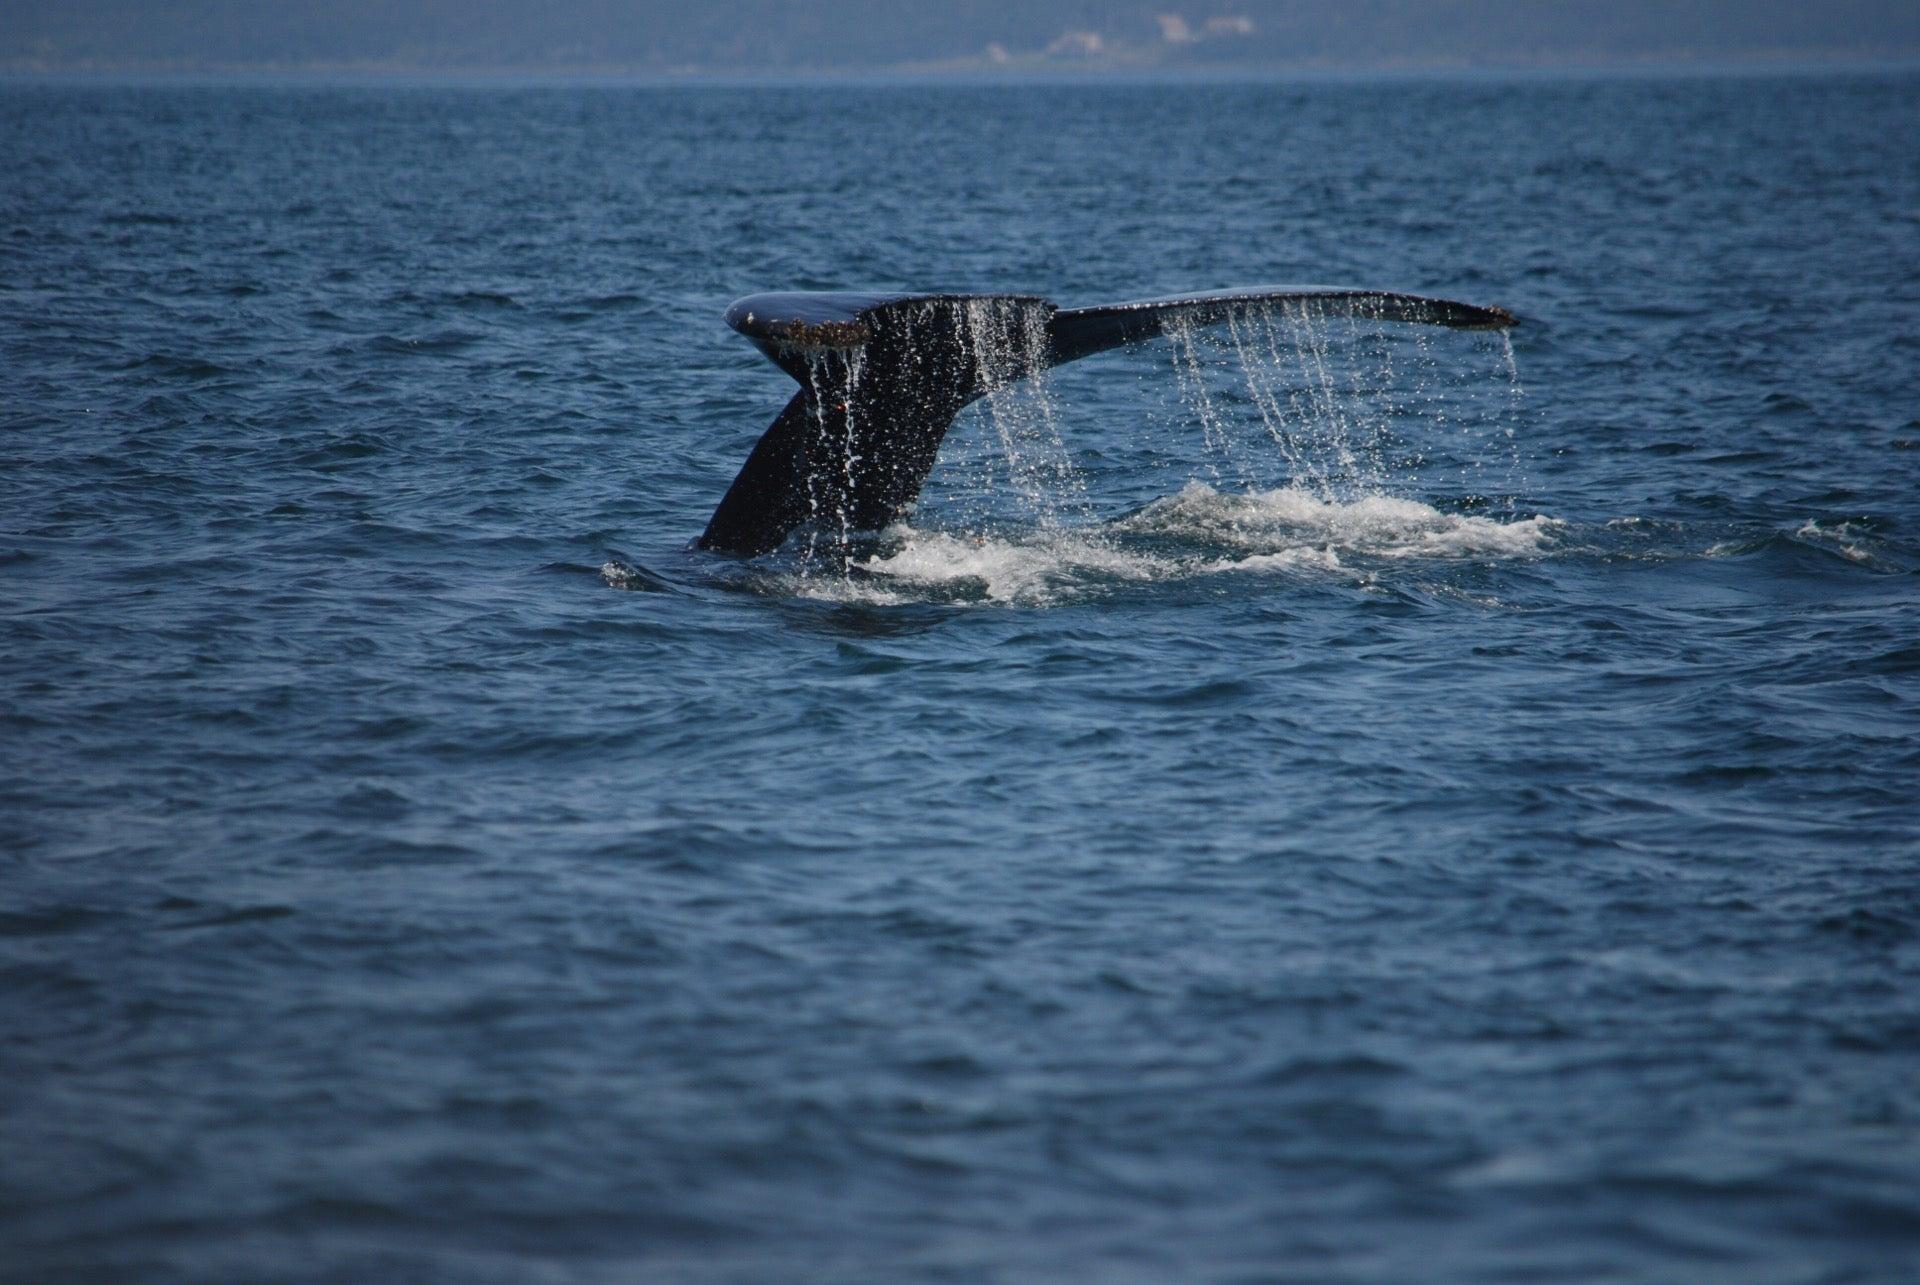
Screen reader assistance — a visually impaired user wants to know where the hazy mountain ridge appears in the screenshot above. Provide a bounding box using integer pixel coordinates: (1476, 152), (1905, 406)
(5, 0), (1918, 73)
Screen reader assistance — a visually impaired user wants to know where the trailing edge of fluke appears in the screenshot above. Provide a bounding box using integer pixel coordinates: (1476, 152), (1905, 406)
(698, 286), (1516, 558)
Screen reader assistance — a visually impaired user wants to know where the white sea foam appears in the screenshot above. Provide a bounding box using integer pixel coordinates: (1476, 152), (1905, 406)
(783, 482), (1560, 607)
(600, 560), (646, 589)
(1794, 519), (1874, 564)
(842, 527), (1175, 604)
(1119, 482), (1562, 560)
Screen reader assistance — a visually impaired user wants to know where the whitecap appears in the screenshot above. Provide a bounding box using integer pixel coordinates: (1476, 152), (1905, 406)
(1793, 519), (1874, 564)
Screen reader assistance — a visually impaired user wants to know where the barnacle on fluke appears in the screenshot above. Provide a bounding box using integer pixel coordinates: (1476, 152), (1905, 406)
(764, 317), (872, 349)
(701, 285), (1517, 557)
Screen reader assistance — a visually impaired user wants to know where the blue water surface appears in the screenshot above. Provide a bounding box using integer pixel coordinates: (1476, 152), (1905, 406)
(3, 73), (1918, 1282)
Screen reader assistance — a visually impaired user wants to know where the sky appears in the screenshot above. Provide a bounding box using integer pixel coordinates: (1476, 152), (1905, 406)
(4, 1), (1918, 74)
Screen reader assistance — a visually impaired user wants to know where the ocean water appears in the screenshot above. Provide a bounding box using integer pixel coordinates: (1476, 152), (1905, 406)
(2, 73), (1917, 1281)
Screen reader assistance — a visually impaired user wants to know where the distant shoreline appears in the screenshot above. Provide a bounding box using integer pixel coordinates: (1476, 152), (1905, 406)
(4, 53), (1918, 89)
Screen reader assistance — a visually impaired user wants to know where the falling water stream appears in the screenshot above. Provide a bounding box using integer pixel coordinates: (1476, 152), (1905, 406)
(960, 296), (1087, 527)
(786, 302), (1538, 604)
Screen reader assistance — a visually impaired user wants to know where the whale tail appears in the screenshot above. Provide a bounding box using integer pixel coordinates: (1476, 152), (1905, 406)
(698, 286), (1516, 557)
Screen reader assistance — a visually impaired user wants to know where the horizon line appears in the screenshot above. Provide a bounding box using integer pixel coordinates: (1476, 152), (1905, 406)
(4, 49), (1918, 89)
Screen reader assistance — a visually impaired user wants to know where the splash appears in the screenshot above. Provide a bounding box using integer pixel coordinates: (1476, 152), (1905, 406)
(775, 296), (1540, 602)
(762, 483), (1560, 607)
(1120, 481), (1562, 560)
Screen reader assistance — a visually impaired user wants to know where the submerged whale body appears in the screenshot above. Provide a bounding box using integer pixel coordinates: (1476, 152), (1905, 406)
(698, 286), (1516, 558)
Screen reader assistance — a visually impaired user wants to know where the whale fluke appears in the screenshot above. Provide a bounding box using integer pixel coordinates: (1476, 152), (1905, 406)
(699, 286), (1515, 557)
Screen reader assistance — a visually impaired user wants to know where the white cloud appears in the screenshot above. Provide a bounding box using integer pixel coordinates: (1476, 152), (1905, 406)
(1045, 29), (1105, 57)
